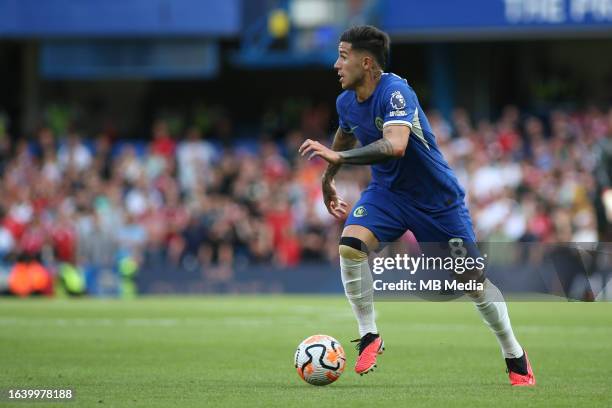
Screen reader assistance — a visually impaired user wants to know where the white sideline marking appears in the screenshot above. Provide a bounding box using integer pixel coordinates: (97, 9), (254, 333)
(0, 318), (610, 334)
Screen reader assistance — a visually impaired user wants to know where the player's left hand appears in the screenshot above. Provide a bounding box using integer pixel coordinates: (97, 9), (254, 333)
(299, 139), (342, 165)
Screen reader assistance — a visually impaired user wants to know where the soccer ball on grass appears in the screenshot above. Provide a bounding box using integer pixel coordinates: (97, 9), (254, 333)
(294, 334), (346, 386)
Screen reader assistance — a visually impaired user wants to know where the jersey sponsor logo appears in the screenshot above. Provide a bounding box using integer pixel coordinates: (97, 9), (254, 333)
(389, 110), (407, 117)
(390, 90), (406, 110)
(353, 206), (367, 217)
(375, 117), (384, 131)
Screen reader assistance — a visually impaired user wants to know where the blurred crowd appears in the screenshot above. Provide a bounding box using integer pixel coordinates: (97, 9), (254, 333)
(434, 106), (610, 243)
(0, 104), (610, 296)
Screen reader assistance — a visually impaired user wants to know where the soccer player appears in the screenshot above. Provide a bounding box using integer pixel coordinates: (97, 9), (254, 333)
(299, 25), (535, 386)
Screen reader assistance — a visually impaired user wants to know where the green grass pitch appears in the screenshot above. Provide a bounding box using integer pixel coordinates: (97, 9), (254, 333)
(1, 296), (611, 407)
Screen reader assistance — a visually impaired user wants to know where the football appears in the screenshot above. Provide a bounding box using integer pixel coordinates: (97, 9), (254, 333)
(294, 334), (346, 386)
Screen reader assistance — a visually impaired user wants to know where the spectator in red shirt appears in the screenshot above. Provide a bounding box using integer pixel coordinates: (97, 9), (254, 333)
(150, 120), (176, 158)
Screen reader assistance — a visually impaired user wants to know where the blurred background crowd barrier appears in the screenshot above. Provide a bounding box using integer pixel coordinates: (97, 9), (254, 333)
(0, 0), (610, 298)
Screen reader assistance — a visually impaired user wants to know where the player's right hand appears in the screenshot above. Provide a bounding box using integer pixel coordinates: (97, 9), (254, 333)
(322, 178), (348, 219)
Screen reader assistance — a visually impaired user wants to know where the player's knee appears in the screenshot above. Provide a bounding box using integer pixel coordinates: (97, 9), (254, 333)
(338, 237), (368, 262)
(339, 237), (371, 299)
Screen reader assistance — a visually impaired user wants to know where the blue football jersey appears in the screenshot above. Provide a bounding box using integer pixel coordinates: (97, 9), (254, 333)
(336, 72), (465, 210)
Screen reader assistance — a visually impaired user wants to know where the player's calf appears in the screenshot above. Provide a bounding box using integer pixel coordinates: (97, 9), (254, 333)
(339, 237), (377, 337)
(339, 236), (386, 375)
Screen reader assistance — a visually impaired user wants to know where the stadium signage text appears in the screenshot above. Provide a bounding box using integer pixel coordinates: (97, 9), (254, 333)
(383, 0), (612, 36)
(504, 0), (612, 23)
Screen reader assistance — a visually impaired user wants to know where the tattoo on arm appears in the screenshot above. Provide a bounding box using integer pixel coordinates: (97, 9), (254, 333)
(323, 128), (357, 180)
(337, 138), (395, 165)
